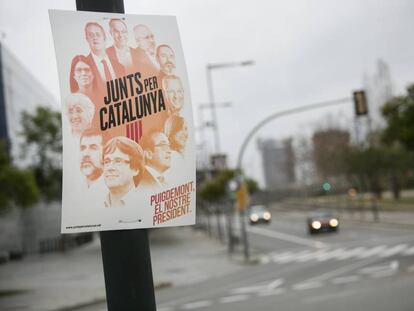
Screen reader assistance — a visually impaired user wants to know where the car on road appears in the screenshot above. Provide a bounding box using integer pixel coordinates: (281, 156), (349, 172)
(248, 205), (272, 225)
(307, 211), (339, 234)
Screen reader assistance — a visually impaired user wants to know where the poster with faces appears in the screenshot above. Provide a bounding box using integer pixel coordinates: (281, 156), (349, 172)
(49, 10), (196, 233)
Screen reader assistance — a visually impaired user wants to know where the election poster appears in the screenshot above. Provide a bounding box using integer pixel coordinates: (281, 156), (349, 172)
(49, 10), (196, 233)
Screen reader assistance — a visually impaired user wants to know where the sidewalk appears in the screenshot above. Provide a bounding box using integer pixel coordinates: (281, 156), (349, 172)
(0, 227), (243, 311)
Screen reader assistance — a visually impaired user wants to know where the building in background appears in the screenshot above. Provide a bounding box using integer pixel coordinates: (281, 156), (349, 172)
(0, 42), (56, 165)
(312, 128), (350, 183)
(257, 138), (295, 191)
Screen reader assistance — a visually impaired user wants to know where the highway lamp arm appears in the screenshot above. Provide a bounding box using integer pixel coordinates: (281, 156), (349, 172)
(236, 97), (351, 174)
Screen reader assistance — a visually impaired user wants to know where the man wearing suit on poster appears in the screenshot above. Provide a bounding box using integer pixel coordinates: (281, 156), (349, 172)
(133, 24), (159, 78)
(106, 19), (140, 74)
(162, 75), (185, 116)
(84, 22), (124, 90)
(140, 130), (172, 188)
(156, 44), (176, 83)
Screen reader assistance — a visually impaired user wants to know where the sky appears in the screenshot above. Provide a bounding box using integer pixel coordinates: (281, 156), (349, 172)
(1, 0), (414, 186)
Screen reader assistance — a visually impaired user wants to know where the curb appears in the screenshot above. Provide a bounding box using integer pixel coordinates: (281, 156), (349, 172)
(51, 282), (174, 311)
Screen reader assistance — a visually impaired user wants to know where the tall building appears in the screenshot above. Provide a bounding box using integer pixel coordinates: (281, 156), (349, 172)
(258, 138), (295, 191)
(0, 42), (56, 165)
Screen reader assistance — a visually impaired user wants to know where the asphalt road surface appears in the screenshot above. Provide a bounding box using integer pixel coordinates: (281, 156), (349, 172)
(80, 211), (414, 311)
(155, 212), (414, 311)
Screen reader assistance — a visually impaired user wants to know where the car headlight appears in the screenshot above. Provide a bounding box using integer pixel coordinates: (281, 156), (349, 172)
(329, 218), (339, 227)
(263, 212), (271, 220)
(250, 214), (259, 222)
(311, 221), (321, 229)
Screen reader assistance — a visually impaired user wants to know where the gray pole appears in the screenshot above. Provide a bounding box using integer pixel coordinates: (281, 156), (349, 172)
(235, 96), (351, 261)
(206, 66), (221, 153)
(76, 1), (156, 310)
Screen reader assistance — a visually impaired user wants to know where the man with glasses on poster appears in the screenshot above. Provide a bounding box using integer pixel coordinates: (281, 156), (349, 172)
(140, 130), (172, 188)
(103, 136), (144, 208)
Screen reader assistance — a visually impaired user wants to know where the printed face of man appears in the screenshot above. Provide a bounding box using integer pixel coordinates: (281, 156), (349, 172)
(80, 135), (103, 179)
(165, 79), (184, 112)
(158, 46), (176, 75)
(74, 61), (93, 88)
(103, 148), (137, 191)
(149, 133), (171, 172)
(67, 103), (89, 134)
(134, 25), (155, 56)
(174, 123), (188, 148)
(85, 24), (106, 54)
(110, 20), (128, 49)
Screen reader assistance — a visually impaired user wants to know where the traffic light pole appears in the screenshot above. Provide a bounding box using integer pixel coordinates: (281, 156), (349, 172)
(76, 1), (156, 310)
(235, 96), (351, 261)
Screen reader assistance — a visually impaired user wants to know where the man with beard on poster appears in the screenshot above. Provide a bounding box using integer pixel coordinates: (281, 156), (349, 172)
(79, 128), (106, 190)
(133, 24), (159, 78)
(156, 44), (176, 82)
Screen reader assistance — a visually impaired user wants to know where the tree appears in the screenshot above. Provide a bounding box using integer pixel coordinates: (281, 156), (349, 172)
(198, 169), (259, 204)
(0, 142), (39, 209)
(20, 106), (62, 201)
(382, 84), (414, 150)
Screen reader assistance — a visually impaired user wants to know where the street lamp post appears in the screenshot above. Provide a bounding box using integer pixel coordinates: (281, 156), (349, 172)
(206, 60), (254, 154)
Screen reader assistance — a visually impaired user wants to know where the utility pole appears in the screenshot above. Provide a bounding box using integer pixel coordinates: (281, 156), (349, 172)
(76, 1), (156, 310)
(236, 96), (351, 261)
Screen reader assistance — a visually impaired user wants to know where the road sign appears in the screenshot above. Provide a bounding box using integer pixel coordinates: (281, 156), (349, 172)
(236, 182), (250, 211)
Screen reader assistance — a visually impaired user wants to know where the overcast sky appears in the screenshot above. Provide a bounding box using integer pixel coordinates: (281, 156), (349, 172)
(1, 0), (414, 185)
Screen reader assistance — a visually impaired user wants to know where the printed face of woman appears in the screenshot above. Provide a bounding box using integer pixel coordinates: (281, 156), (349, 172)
(74, 61), (93, 89)
(67, 103), (89, 134)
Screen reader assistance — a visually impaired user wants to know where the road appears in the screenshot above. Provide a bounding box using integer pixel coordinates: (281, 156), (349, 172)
(155, 212), (414, 311)
(80, 211), (414, 311)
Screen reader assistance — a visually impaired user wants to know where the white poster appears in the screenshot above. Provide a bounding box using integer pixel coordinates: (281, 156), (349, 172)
(49, 10), (196, 233)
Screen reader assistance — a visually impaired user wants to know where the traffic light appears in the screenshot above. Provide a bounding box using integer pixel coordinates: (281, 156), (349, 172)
(353, 90), (368, 116)
(322, 182), (332, 192)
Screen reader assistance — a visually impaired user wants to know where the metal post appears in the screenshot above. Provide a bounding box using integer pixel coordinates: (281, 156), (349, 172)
(239, 208), (250, 261)
(76, 1), (156, 310)
(206, 66), (220, 153)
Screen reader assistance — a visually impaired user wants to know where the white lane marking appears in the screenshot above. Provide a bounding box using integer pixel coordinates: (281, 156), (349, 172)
(231, 278), (284, 294)
(292, 281), (323, 290)
(357, 245), (388, 259)
(182, 301), (212, 309)
(295, 250), (325, 262)
(370, 270), (398, 278)
(304, 257), (384, 282)
(315, 248), (347, 261)
(267, 278), (285, 290)
(378, 244), (408, 257)
(303, 288), (362, 303)
(359, 260), (399, 274)
(158, 308), (175, 311)
(248, 226), (327, 248)
(336, 247), (366, 260)
(270, 251), (295, 263)
(331, 275), (361, 284)
(219, 295), (249, 304)
(403, 246), (414, 255)
(231, 285), (265, 294)
(258, 288), (286, 297)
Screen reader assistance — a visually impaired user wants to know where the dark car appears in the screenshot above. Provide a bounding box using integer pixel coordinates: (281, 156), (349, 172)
(249, 205), (272, 225)
(307, 211), (339, 234)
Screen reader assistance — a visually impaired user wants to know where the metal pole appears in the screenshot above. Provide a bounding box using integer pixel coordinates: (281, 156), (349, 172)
(239, 207), (250, 261)
(206, 66), (221, 153)
(235, 96), (351, 262)
(76, 1), (156, 310)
